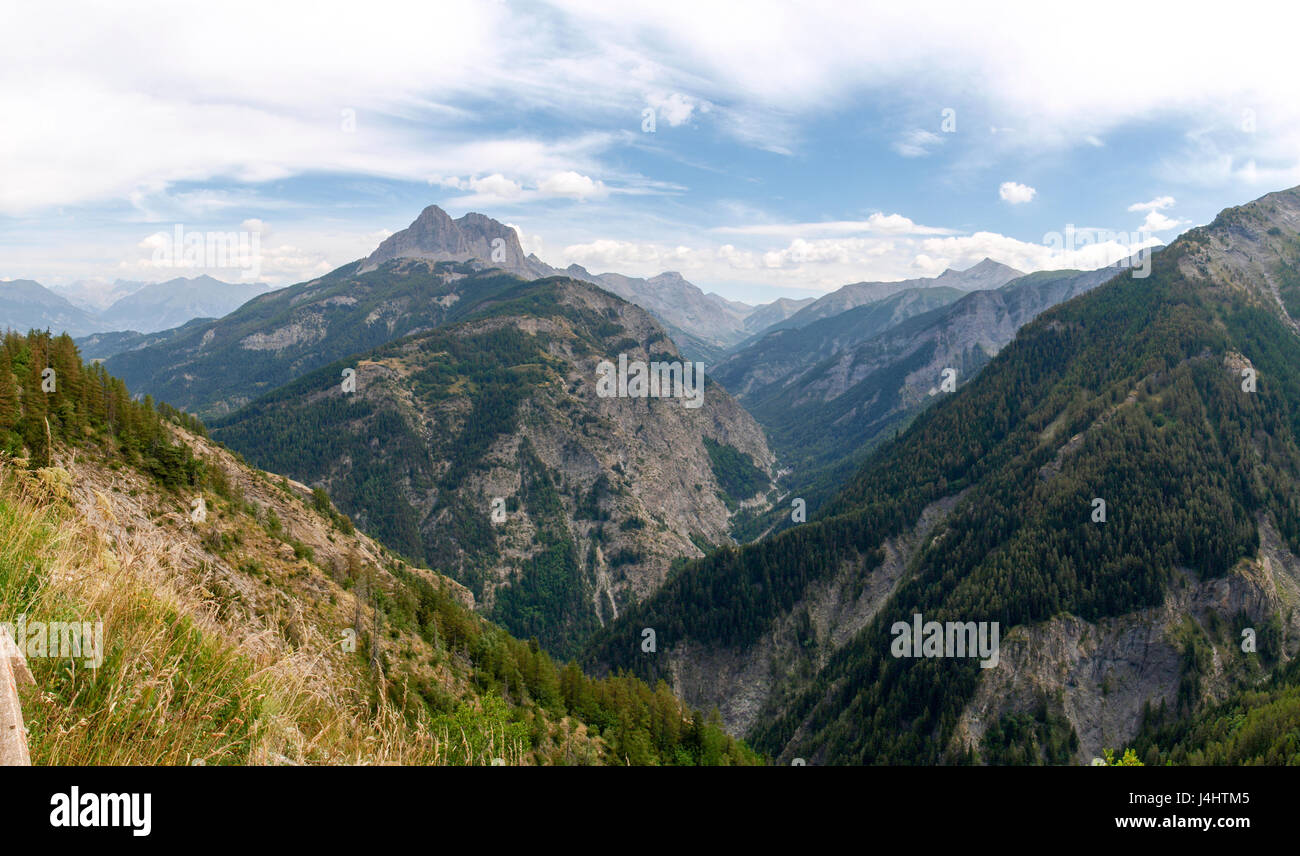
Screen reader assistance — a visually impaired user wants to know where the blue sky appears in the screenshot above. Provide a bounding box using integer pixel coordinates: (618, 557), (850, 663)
(2, 0), (1298, 304)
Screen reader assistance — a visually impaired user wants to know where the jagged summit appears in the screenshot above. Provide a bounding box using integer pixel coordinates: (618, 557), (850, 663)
(359, 205), (535, 275)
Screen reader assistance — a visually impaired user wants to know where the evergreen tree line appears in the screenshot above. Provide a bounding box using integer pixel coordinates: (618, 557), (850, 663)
(0, 329), (202, 487)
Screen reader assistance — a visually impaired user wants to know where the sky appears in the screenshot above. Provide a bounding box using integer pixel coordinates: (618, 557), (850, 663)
(3, 0), (1299, 304)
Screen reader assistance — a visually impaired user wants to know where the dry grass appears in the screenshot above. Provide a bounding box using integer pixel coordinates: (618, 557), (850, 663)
(0, 458), (526, 765)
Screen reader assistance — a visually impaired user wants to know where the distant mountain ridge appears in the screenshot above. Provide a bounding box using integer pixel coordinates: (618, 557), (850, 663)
(50, 277), (153, 311)
(742, 296), (816, 334)
(720, 264), (1127, 515)
(99, 274), (270, 333)
(102, 259), (531, 419)
(0, 279), (101, 336)
(762, 258), (1025, 335)
(1, 274), (272, 336)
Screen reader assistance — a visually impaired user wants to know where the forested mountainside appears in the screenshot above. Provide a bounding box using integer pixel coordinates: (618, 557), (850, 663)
(585, 186), (1300, 765)
(102, 259), (531, 419)
(0, 329), (758, 765)
(209, 276), (775, 658)
(724, 265), (1124, 520)
(75, 321), (205, 362)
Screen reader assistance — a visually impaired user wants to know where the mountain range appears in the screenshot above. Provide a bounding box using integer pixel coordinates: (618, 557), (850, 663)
(356, 205), (819, 362)
(8, 188), (1300, 767)
(584, 185), (1300, 765)
(753, 258), (1025, 338)
(717, 263), (1132, 515)
(0, 274), (272, 337)
(209, 272), (776, 656)
(0, 328), (754, 766)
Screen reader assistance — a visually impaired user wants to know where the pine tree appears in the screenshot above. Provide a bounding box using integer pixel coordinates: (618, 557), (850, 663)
(0, 350), (18, 428)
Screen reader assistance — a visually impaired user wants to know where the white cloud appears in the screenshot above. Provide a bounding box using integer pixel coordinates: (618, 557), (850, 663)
(507, 222), (546, 257)
(715, 214), (953, 237)
(561, 239), (694, 269)
(1138, 211), (1185, 232)
(4, 0), (1300, 218)
(546, 215), (1162, 295)
(999, 181), (1037, 204)
(538, 171), (608, 200)
(646, 92), (705, 127)
(433, 170), (609, 206)
(6, 0), (1300, 297)
(1128, 196), (1176, 212)
(915, 229), (1162, 274)
(469, 174), (524, 200)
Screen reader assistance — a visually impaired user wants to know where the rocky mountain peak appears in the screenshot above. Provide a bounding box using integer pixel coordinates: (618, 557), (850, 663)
(359, 205), (528, 274)
(935, 257), (1025, 289)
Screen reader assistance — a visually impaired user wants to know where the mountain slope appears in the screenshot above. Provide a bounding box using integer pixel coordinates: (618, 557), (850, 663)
(102, 259), (530, 419)
(557, 265), (754, 362)
(0, 329), (757, 765)
(356, 205), (758, 361)
(98, 274), (271, 333)
(763, 258), (1024, 335)
(95, 204), (767, 415)
(741, 295), (817, 336)
(584, 185), (1300, 765)
(730, 265), (1125, 515)
(75, 322), (199, 362)
(714, 285), (966, 398)
(210, 276), (775, 657)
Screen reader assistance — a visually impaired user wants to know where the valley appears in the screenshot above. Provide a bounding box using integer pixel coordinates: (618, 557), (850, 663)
(8, 173), (1300, 771)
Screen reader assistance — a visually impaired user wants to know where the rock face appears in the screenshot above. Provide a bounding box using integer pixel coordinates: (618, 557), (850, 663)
(212, 276), (776, 657)
(1170, 186), (1300, 332)
(360, 206), (544, 277)
(663, 491), (967, 736)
